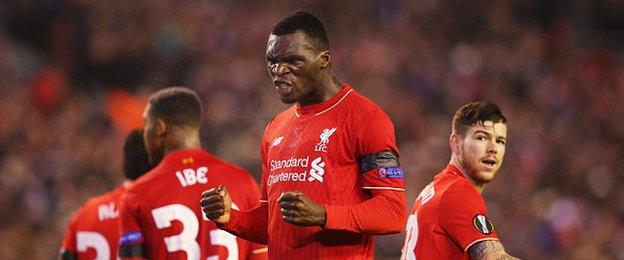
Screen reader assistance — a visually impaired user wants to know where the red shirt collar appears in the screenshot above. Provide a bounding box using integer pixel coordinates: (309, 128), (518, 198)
(295, 84), (353, 117)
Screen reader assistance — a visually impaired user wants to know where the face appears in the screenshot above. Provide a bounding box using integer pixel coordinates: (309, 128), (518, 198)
(453, 121), (507, 186)
(142, 104), (164, 165)
(266, 32), (327, 105)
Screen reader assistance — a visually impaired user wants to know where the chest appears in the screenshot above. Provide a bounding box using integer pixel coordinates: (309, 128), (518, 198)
(263, 115), (359, 197)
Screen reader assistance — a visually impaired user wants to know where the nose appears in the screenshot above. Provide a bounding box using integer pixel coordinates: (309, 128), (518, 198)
(487, 139), (498, 154)
(271, 62), (289, 77)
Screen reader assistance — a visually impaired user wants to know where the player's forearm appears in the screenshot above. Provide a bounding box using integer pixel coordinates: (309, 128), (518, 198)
(220, 204), (269, 244)
(323, 190), (407, 234)
(468, 240), (520, 260)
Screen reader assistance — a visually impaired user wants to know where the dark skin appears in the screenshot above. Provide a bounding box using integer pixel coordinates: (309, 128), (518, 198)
(200, 31), (342, 228)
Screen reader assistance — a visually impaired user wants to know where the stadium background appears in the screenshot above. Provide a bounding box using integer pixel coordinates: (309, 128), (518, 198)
(0, 0), (623, 259)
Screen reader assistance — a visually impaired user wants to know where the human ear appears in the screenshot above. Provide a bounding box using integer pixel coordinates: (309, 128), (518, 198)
(156, 118), (167, 137)
(450, 134), (459, 154)
(319, 50), (330, 68)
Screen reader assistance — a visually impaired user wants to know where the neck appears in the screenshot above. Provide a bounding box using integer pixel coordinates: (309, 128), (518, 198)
(163, 126), (202, 156)
(299, 73), (343, 106)
(449, 155), (484, 193)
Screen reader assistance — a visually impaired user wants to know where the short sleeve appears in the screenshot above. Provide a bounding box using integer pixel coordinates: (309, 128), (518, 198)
(439, 182), (499, 251)
(355, 108), (405, 191)
(61, 210), (80, 252)
(118, 191), (145, 247)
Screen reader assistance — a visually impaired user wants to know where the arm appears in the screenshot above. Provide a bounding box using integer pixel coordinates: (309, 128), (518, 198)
(59, 210), (79, 260)
(118, 193), (146, 260)
(324, 189), (406, 234)
(278, 188), (406, 234)
(58, 249), (77, 260)
(468, 240), (520, 260)
(201, 186), (269, 244)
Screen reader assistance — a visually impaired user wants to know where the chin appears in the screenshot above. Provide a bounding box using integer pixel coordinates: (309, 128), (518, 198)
(280, 96), (296, 104)
(475, 171), (496, 183)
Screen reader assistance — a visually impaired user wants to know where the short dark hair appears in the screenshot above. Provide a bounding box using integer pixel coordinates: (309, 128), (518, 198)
(452, 101), (507, 136)
(123, 129), (153, 180)
(272, 11), (329, 52)
(147, 86), (203, 128)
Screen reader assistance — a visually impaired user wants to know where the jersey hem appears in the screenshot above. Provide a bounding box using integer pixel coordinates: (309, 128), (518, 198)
(362, 186), (406, 191)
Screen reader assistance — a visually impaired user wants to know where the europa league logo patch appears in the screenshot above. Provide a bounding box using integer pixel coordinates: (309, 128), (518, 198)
(472, 214), (495, 235)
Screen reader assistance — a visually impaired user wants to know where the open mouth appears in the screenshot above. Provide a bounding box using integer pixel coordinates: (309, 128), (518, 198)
(481, 158), (497, 168)
(274, 81), (292, 95)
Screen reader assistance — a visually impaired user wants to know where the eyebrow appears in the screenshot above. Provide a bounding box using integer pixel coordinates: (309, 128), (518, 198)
(266, 54), (304, 61)
(474, 130), (507, 141)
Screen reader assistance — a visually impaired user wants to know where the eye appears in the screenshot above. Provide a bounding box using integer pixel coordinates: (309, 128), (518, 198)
(476, 135), (486, 141)
(496, 139), (506, 145)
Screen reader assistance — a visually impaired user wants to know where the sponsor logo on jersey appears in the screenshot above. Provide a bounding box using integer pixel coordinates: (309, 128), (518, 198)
(272, 136), (284, 147)
(378, 167), (405, 179)
(120, 231), (143, 245)
(307, 157), (325, 183)
(267, 156), (326, 186)
(314, 127), (337, 152)
(98, 202), (119, 221)
(472, 214), (495, 235)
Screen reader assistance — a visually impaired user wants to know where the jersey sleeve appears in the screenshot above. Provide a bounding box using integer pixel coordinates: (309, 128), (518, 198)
(118, 191), (145, 258)
(61, 209), (81, 253)
(354, 108), (405, 192)
(439, 181), (499, 251)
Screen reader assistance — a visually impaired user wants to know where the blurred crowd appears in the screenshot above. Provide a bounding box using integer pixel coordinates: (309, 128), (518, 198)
(0, 0), (623, 259)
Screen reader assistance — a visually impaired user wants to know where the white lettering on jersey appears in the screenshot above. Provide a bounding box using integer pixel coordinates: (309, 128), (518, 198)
(98, 202), (119, 221)
(270, 157), (309, 171)
(418, 184), (435, 205)
(314, 127), (337, 152)
(175, 167), (208, 187)
(267, 156), (326, 186)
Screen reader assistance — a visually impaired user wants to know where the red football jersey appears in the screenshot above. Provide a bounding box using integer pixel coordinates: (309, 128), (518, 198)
(401, 165), (499, 260)
(119, 149), (267, 259)
(259, 84), (405, 259)
(61, 185), (126, 259)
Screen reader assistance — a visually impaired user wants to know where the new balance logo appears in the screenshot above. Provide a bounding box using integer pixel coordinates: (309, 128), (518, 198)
(314, 127), (337, 152)
(272, 136), (284, 147)
(308, 157), (325, 183)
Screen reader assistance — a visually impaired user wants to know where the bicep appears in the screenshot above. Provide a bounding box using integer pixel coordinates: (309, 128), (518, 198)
(468, 240), (518, 260)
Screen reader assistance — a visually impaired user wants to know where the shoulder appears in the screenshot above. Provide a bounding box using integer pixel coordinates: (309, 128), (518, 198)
(209, 155), (256, 183)
(439, 177), (485, 209)
(81, 189), (118, 209)
(345, 88), (386, 114)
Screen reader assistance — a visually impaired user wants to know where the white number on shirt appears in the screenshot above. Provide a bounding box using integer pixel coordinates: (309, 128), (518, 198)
(76, 231), (110, 260)
(152, 204), (200, 259)
(401, 214), (418, 260)
(153, 203), (240, 260)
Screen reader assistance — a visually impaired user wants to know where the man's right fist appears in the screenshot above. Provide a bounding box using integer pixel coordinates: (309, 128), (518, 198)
(200, 185), (232, 225)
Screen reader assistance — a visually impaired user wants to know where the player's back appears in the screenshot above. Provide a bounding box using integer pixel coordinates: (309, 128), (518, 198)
(62, 186), (126, 259)
(403, 165), (489, 260)
(121, 149), (262, 259)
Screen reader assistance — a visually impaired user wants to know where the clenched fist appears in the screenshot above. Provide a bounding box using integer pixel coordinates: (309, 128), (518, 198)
(278, 191), (326, 227)
(200, 185), (232, 225)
